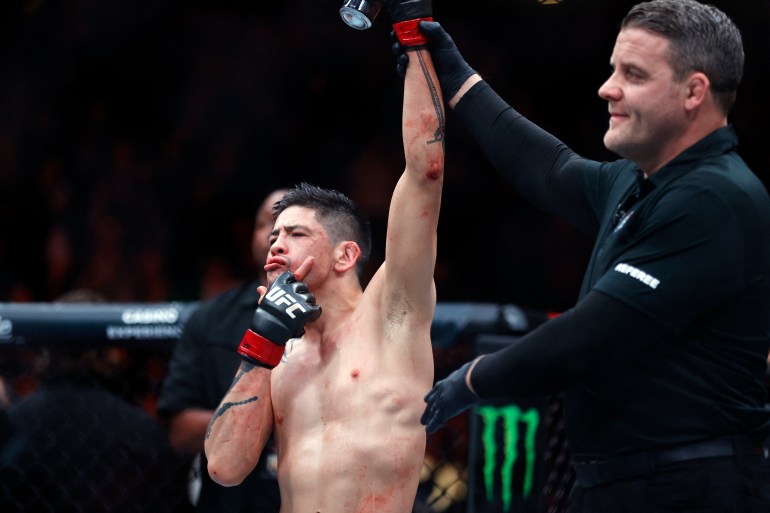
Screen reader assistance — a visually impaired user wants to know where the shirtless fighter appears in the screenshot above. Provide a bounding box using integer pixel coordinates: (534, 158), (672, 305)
(204, 0), (445, 511)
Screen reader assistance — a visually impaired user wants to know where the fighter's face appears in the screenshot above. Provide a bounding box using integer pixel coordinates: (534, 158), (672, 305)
(598, 28), (689, 172)
(265, 206), (332, 286)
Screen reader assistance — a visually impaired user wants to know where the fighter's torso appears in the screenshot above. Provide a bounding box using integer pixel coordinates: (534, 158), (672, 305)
(269, 279), (433, 513)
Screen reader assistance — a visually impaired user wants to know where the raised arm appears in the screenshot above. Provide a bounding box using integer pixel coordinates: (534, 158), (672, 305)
(383, 0), (446, 322)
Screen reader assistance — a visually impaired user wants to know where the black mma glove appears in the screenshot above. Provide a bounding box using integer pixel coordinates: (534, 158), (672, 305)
(420, 359), (480, 434)
(238, 271), (321, 369)
(391, 30), (410, 78)
(384, 0), (433, 47)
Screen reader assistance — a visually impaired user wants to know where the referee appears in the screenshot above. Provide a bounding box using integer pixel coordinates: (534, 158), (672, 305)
(417, 1), (770, 512)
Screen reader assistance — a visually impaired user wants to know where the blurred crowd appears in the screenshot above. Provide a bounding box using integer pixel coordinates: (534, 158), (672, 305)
(1, 0), (767, 310)
(1, 1), (768, 310)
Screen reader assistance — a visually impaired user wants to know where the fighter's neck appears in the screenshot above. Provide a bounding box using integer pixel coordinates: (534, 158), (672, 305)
(303, 286), (362, 342)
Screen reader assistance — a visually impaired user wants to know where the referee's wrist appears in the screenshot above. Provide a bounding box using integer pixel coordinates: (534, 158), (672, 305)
(449, 74), (482, 109)
(465, 355), (485, 396)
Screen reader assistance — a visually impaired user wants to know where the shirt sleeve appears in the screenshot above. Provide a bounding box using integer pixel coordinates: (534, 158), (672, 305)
(453, 80), (608, 236)
(469, 290), (673, 398)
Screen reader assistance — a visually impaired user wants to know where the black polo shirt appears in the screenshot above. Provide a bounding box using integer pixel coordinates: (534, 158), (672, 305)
(158, 282), (280, 513)
(583, 127), (770, 330)
(570, 126), (770, 454)
(455, 81), (770, 456)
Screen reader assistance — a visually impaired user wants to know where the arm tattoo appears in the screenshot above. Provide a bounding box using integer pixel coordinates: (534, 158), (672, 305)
(234, 360), (255, 384)
(206, 396), (259, 439)
(205, 361), (260, 439)
(415, 50), (446, 150)
(280, 338), (295, 364)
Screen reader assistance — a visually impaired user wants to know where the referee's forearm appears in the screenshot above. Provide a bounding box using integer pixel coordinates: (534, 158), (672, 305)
(469, 291), (670, 398)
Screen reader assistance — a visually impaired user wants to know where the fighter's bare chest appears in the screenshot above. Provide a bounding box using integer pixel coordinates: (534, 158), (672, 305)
(271, 340), (376, 409)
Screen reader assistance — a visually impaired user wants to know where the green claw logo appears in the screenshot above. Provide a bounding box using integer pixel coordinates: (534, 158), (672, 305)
(477, 405), (540, 512)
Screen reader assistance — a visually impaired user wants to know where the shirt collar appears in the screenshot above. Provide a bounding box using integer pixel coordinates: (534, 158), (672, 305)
(646, 125), (738, 189)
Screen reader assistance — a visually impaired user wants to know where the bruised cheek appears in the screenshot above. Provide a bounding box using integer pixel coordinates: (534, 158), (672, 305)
(297, 239), (322, 270)
(307, 237), (331, 260)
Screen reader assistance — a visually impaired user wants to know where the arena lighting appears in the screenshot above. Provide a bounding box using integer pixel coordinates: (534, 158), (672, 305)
(340, 0), (383, 30)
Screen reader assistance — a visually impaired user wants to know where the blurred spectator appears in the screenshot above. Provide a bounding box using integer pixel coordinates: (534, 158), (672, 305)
(0, 289), (192, 512)
(158, 189), (286, 513)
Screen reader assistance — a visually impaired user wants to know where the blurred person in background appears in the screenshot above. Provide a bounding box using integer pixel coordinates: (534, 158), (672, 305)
(158, 189), (286, 513)
(0, 289), (191, 512)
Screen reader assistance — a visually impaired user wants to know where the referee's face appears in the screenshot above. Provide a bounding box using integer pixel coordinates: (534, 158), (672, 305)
(598, 28), (690, 174)
(252, 190), (288, 273)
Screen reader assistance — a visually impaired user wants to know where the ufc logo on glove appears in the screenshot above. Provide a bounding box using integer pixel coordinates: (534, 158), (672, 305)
(265, 288), (308, 318)
(238, 271), (321, 368)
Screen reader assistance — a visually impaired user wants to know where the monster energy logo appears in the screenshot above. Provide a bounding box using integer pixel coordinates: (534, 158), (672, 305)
(477, 404), (540, 512)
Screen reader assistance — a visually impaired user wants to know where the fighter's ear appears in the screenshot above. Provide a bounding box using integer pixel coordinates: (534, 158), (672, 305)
(334, 241), (361, 273)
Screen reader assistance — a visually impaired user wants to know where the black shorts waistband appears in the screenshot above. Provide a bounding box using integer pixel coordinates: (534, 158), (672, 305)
(572, 436), (764, 488)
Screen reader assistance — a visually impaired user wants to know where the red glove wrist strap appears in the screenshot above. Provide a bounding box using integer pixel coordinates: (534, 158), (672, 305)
(393, 18), (433, 47)
(238, 329), (284, 368)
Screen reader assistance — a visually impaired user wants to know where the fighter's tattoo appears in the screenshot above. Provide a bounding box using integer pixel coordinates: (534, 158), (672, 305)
(415, 50), (446, 149)
(280, 338), (295, 364)
(205, 361), (259, 439)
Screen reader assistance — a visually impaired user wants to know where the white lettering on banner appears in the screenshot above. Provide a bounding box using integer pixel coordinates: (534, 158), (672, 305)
(107, 325), (182, 339)
(0, 316), (12, 337)
(614, 263), (660, 289)
(121, 308), (179, 324)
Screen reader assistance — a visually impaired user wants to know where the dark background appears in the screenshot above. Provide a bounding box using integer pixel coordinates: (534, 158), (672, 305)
(1, 0), (768, 312)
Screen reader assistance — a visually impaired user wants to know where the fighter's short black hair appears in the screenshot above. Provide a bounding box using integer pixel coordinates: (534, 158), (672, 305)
(273, 182), (371, 278)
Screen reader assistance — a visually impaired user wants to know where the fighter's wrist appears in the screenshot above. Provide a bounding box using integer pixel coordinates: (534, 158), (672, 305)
(393, 18), (433, 47)
(238, 329), (284, 369)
